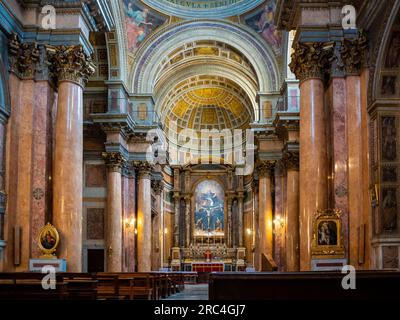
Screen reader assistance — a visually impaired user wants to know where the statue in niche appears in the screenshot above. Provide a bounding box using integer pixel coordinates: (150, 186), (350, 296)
(382, 188), (397, 231)
(382, 117), (397, 161)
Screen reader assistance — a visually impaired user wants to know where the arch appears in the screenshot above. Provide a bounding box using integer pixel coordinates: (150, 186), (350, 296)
(129, 20), (280, 94)
(372, 1), (400, 101)
(107, 0), (129, 83)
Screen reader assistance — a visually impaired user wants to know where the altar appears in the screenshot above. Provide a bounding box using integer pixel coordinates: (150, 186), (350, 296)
(191, 262), (224, 272)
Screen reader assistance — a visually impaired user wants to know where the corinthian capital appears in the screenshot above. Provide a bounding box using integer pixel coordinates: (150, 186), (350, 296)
(282, 151), (299, 171)
(133, 161), (154, 179)
(340, 31), (368, 76)
(289, 42), (334, 82)
(102, 152), (125, 172)
(152, 180), (164, 195)
(49, 45), (95, 87)
(8, 33), (39, 79)
(257, 160), (275, 177)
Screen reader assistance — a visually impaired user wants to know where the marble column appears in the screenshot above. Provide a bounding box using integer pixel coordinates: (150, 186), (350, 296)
(152, 180), (163, 271)
(136, 162), (153, 272)
(51, 45), (94, 272)
(172, 167), (180, 248)
(290, 42), (332, 270)
(227, 197), (233, 247)
(237, 192), (244, 247)
(173, 194), (180, 247)
(283, 152), (300, 271)
(184, 195), (191, 247)
(257, 161), (274, 266)
(6, 37), (39, 270)
(127, 167), (136, 272)
(340, 35), (368, 267)
(103, 152), (124, 272)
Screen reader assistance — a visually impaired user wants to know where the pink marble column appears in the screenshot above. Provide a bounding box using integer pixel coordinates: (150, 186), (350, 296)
(274, 164), (284, 271)
(347, 75), (364, 267)
(137, 163), (152, 272)
(53, 81), (83, 272)
(283, 153), (300, 271)
(13, 79), (34, 271)
(291, 42), (331, 271)
(152, 181), (163, 271)
(4, 73), (21, 270)
(329, 78), (349, 260)
(258, 161), (274, 269)
(127, 169), (136, 272)
(30, 81), (55, 259)
(299, 78), (328, 270)
(104, 156), (123, 272)
(360, 68), (370, 269)
(52, 46), (94, 272)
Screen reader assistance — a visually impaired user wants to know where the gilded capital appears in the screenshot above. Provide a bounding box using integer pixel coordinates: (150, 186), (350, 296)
(340, 31), (368, 76)
(49, 45), (95, 88)
(102, 152), (125, 172)
(282, 151), (299, 171)
(8, 33), (39, 79)
(289, 42), (334, 82)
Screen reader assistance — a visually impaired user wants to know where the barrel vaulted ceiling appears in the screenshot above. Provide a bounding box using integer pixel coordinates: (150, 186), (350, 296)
(113, 0), (283, 132)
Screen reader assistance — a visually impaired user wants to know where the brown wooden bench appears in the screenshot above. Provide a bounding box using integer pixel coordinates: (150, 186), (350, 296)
(209, 271), (400, 300)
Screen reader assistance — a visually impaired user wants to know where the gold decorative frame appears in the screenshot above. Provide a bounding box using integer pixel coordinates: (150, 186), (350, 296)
(37, 223), (60, 259)
(312, 209), (345, 259)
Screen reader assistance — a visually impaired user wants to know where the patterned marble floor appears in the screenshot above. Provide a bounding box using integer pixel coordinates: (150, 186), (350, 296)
(164, 284), (209, 300)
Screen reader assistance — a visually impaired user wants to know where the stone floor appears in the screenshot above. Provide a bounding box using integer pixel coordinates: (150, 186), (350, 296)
(164, 284), (209, 300)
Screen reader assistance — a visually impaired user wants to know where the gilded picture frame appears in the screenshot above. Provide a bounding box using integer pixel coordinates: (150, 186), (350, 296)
(312, 209), (345, 259)
(38, 223), (60, 259)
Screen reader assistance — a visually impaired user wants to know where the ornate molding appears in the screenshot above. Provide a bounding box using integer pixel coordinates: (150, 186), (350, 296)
(122, 163), (135, 178)
(282, 151), (299, 171)
(102, 152), (125, 172)
(48, 45), (95, 88)
(257, 160), (276, 177)
(8, 33), (39, 79)
(289, 42), (334, 82)
(339, 31), (368, 76)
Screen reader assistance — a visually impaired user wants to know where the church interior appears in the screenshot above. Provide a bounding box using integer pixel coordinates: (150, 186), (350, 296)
(0, 0), (400, 302)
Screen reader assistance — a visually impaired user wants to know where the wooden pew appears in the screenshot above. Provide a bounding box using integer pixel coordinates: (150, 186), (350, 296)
(0, 272), (65, 300)
(209, 271), (400, 300)
(61, 274), (98, 300)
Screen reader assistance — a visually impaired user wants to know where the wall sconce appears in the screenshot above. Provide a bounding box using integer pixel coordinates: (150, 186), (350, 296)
(124, 217), (136, 229)
(273, 215), (284, 229)
(246, 228), (252, 236)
